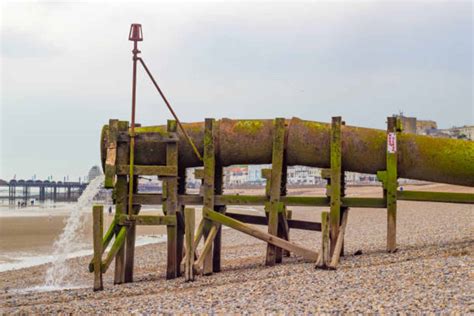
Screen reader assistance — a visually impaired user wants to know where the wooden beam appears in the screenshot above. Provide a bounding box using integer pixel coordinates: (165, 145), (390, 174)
(316, 211), (330, 269)
(204, 209), (318, 261)
(329, 209), (349, 269)
(193, 223), (218, 274)
(386, 117), (398, 253)
(202, 118), (216, 275)
(329, 116), (342, 256)
(225, 212), (322, 231)
(118, 214), (176, 226)
(184, 208), (195, 282)
(165, 120), (179, 279)
(133, 193), (386, 209)
(103, 226), (127, 273)
(92, 205), (103, 291)
(114, 121), (129, 284)
(266, 118), (286, 266)
(397, 190), (474, 204)
(116, 165), (177, 176)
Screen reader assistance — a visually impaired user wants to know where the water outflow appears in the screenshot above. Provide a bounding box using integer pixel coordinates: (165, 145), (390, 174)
(44, 175), (105, 289)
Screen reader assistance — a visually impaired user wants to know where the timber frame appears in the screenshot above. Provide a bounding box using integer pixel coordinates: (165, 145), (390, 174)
(90, 116), (474, 290)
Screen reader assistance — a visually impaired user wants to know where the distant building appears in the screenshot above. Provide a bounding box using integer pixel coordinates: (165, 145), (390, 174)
(416, 120), (437, 135)
(88, 165), (102, 182)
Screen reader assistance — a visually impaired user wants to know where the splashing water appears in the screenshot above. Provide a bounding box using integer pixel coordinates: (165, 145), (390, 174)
(44, 175), (105, 289)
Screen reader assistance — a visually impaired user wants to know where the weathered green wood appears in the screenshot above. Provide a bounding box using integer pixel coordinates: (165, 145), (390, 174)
(266, 118), (286, 266)
(213, 163), (225, 273)
(397, 190), (474, 204)
(284, 210), (292, 257)
(329, 117), (342, 257)
(114, 121), (129, 284)
(133, 193), (388, 208)
(202, 118), (216, 275)
(193, 222), (219, 274)
(184, 208), (195, 282)
(116, 165), (177, 176)
(180, 218), (204, 270)
(386, 117), (398, 253)
(165, 120), (179, 279)
(102, 226), (127, 273)
(204, 208), (318, 261)
(89, 217), (117, 272)
(118, 214), (176, 226)
(316, 211), (330, 269)
(329, 209), (349, 269)
(104, 120), (119, 188)
(92, 205), (103, 291)
(177, 167), (186, 276)
(124, 182), (140, 283)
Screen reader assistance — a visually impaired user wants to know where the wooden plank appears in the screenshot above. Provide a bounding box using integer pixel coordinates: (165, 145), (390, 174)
(103, 226), (127, 273)
(225, 212), (321, 231)
(116, 165), (177, 176)
(397, 190), (474, 204)
(134, 193), (387, 209)
(329, 116), (342, 256)
(184, 208), (195, 282)
(329, 209), (349, 269)
(104, 119), (118, 188)
(124, 182), (139, 283)
(266, 118), (286, 266)
(92, 205), (103, 291)
(316, 211), (330, 269)
(117, 130), (179, 143)
(88, 218), (117, 272)
(202, 118), (216, 275)
(204, 209), (318, 261)
(386, 117), (398, 253)
(213, 162), (225, 273)
(118, 214), (176, 226)
(114, 135), (128, 284)
(193, 224), (218, 274)
(284, 210), (292, 257)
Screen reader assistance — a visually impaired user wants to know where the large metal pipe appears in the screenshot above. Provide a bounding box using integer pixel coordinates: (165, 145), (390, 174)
(101, 118), (474, 187)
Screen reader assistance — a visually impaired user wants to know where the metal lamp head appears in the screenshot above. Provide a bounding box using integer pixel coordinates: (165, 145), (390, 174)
(129, 24), (143, 42)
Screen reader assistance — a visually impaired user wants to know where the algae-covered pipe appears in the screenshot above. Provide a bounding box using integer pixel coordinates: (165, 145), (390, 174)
(101, 118), (474, 187)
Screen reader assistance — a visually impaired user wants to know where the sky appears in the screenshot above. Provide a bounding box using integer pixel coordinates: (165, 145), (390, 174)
(1, 0), (472, 181)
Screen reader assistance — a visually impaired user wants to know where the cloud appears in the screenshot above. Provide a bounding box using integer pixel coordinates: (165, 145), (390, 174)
(1, 28), (61, 58)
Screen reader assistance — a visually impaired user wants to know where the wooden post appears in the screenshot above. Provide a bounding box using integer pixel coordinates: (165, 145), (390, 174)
(92, 205), (104, 291)
(276, 165), (288, 263)
(177, 167), (187, 276)
(114, 120), (129, 284)
(329, 209), (349, 269)
(165, 120), (179, 279)
(202, 118), (216, 275)
(283, 209), (292, 257)
(316, 211), (330, 268)
(386, 117), (398, 252)
(266, 118), (286, 266)
(184, 208), (195, 282)
(329, 117), (342, 257)
(124, 199), (139, 283)
(213, 163), (225, 273)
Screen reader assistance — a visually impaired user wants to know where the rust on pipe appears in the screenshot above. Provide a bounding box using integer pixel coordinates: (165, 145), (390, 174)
(101, 118), (474, 187)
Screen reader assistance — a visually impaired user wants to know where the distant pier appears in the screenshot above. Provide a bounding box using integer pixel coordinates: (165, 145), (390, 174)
(0, 179), (88, 204)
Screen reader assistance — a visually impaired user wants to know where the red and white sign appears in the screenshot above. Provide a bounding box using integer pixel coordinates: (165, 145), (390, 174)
(387, 132), (397, 153)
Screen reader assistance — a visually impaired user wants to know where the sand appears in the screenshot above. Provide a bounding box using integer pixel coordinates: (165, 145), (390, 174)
(0, 184), (472, 313)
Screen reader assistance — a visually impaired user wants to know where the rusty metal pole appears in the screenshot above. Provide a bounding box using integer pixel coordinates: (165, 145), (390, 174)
(128, 24), (143, 216)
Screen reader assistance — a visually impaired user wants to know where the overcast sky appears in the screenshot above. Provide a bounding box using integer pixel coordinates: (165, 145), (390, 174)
(1, 0), (472, 181)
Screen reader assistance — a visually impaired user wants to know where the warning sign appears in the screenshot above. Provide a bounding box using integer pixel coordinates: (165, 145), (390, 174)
(387, 132), (397, 153)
